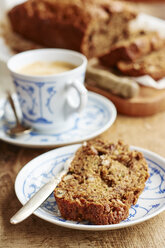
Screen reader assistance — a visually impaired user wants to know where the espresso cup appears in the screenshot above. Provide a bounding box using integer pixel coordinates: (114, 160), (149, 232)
(7, 49), (88, 133)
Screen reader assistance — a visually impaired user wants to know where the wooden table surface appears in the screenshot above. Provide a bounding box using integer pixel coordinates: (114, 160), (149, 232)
(0, 69), (165, 248)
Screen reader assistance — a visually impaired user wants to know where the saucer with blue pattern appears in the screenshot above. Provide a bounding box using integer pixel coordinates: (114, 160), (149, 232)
(15, 143), (165, 231)
(0, 91), (116, 148)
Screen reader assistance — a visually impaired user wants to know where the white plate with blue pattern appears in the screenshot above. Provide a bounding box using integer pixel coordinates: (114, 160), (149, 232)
(15, 144), (165, 231)
(0, 91), (116, 148)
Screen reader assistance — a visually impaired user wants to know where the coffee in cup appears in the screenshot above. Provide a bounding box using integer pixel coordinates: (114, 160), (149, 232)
(18, 61), (77, 76)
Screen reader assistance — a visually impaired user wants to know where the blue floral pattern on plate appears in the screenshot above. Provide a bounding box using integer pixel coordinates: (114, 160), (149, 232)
(15, 144), (165, 231)
(0, 92), (116, 148)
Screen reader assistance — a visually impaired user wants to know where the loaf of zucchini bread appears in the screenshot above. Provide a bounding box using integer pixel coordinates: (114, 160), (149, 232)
(8, 0), (137, 58)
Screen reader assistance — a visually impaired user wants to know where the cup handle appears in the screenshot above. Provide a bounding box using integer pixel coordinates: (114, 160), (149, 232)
(66, 80), (88, 113)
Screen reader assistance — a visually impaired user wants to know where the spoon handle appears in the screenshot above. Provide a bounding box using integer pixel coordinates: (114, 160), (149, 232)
(7, 93), (20, 125)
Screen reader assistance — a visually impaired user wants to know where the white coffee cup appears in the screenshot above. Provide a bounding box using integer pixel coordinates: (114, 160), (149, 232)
(7, 49), (88, 133)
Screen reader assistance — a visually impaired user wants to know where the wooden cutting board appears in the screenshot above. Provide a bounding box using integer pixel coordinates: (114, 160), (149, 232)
(86, 82), (165, 117)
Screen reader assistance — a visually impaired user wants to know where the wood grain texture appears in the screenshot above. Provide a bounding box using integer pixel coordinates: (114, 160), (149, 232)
(1, 112), (165, 248)
(86, 83), (165, 117)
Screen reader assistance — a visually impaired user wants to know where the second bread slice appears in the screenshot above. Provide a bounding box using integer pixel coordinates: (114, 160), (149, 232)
(117, 47), (165, 80)
(99, 31), (165, 67)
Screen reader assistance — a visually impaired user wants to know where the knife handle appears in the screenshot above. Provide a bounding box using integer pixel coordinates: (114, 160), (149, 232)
(10, 170), (66, 224)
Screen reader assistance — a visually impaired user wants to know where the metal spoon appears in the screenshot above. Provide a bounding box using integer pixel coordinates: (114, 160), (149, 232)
(6, 93), (32, 136)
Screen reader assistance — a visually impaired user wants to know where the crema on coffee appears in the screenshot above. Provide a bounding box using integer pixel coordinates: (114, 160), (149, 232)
(17, 61), (77, 76)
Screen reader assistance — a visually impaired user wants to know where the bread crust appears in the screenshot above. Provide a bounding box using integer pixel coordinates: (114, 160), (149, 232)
(54, 140), (149, 225)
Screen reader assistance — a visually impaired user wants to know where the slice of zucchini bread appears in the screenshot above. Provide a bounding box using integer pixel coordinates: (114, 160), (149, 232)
(54, 140), (149, 225)
(117, 47), (165, 80)
(99, 31), (165, 67)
